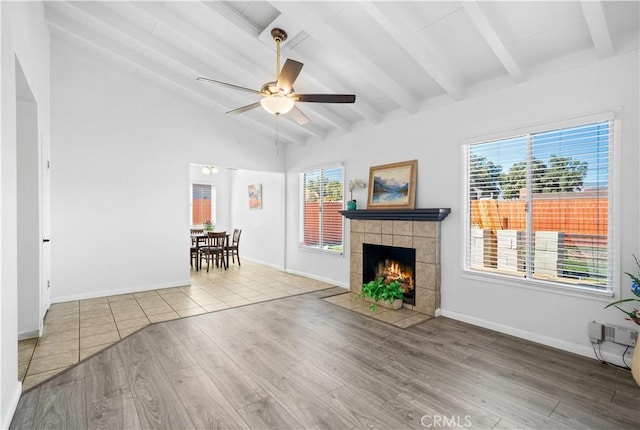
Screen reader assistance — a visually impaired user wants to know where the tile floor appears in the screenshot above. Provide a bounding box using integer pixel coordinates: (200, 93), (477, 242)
(323, 292), (434, 328)
(18, 261), (334, 390)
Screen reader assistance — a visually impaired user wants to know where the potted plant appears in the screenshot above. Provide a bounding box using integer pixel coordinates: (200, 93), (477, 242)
(605, 254), (640, 386)
(347, 179), (367, 210)
(203, 220), (214, 232)
(358, 277), (404, 312)
(605, 254), (640, 324)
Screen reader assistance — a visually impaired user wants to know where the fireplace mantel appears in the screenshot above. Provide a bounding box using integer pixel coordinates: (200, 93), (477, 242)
(340, 208), (450, 221)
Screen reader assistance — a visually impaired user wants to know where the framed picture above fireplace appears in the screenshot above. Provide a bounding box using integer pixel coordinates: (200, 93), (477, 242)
(367, 159), (417, 209)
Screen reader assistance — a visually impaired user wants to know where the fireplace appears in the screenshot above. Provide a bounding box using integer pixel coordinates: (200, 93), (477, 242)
(363, 244), (416, 306)
(341, 209), (450, 316)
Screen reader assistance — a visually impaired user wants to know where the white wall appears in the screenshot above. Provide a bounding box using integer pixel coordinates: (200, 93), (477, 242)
(229, 169), (286, 269)
(50, 36), (286, 302)
(0, 2), (50, 427)
(285, 50), (640, 358)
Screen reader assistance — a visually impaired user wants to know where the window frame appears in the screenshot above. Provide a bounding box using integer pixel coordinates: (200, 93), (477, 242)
(461, 112), (620, 298)
(190, 182), (215, 227)
(298, 162), (345, 256)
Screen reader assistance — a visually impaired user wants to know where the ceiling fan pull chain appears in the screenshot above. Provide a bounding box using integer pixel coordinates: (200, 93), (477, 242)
(275, 115), (280, 155)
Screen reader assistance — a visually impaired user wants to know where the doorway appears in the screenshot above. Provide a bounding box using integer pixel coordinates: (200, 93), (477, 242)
(16, 58), (50, 339)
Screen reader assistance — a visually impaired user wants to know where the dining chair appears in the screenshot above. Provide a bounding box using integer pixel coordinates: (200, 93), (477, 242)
(226, 228), (242, 266)
(199, 231), (227, 272)
(190, 228), (204, 268)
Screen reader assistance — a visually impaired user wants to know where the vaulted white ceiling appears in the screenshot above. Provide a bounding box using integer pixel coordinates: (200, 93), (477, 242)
(44, 1), (639, 145)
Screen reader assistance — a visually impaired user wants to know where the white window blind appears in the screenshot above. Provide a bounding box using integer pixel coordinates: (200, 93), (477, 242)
(465, 120), (613, 293)
(299, 165), (344, 253)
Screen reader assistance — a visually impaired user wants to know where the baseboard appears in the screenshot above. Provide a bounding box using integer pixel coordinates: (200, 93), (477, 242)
(1, 381), (22, 430)
(440, 309), (596, 360)
(284, 268), (349, 289)
(51, 279), (191, 303)
(18, 330), (39, 341)
(50, 263), (346, 304)
(229, 258), (348, 289)
(241, 256), (284, 271)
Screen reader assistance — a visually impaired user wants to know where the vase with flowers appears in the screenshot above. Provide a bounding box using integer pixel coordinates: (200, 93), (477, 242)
(605, 254), (640, 386)
(347, 179), (367, 210)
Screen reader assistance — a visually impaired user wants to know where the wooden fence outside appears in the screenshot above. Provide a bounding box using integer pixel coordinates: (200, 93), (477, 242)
(303, 201), (343, 246)
(471, 197), (608, 248)
(192, 198), (212, 225)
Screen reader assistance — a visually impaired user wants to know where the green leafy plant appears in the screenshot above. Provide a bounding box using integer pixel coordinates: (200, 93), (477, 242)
(605, 254), (640, 325)
(358, 277), (404, 312)
(203, 220), (214, 231)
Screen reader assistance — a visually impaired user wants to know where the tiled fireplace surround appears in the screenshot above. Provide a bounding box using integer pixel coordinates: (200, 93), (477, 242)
(348, 218), (442, 315)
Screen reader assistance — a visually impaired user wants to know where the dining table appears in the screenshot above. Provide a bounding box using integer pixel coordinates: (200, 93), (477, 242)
(190, 231), (230, 271)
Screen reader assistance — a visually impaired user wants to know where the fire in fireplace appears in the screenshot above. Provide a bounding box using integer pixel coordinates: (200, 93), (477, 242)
(377, 261), (414, 293)
(363, 244), (416, 306)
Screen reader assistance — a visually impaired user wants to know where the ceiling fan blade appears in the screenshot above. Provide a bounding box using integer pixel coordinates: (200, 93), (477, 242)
(296, 94), (356, 103)
(197, 77), (263, 95)
(226, 102), (261, 115)
(287, 106), (310, 125)
(277, 59), (303, 93)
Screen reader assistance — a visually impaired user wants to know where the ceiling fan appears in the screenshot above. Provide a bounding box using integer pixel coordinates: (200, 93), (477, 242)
(197, 28), (356, 125)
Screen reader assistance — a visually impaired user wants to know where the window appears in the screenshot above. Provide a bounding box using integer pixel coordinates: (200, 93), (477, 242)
(299, 164), (344, 253)
(465, 120), (613, 293)
(191, 183), (214, 225)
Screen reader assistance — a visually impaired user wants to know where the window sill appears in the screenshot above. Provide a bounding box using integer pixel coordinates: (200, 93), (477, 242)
(298, 245), (344, 257)
(460, 269), (614, 302)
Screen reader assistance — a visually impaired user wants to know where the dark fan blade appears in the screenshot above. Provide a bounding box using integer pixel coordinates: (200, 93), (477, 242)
(226, 102), (261, 115)
(287, 106), (310, 125)
(197, 77), (263, 95)
(296, 94), (356, 103)
(277, 59), (303, 93)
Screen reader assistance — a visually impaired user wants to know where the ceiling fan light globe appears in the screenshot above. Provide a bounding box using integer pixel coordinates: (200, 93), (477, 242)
(260, 95), (295, 115)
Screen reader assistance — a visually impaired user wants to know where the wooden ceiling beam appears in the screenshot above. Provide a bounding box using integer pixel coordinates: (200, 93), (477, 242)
(462, 1), (524, 83)
(580, 1), (615, 58)
(131, 2), (266, 89)
(275, 2), (419, 115)
(359, 2), (464, 100)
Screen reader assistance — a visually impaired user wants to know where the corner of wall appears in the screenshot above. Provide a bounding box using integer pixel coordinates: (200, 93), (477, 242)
(1, 381), (22, 430)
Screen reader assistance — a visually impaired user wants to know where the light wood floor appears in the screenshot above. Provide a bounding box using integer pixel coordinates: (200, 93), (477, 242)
(18, 262), (332, 390)
(11, 287), (640, 429)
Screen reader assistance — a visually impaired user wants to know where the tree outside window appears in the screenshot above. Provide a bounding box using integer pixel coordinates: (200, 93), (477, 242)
(466, 121), (611, 292)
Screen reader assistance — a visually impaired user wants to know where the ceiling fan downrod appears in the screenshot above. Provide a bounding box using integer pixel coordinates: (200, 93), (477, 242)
(196, 26), (355, 125)
(271, 28), (288, 81)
